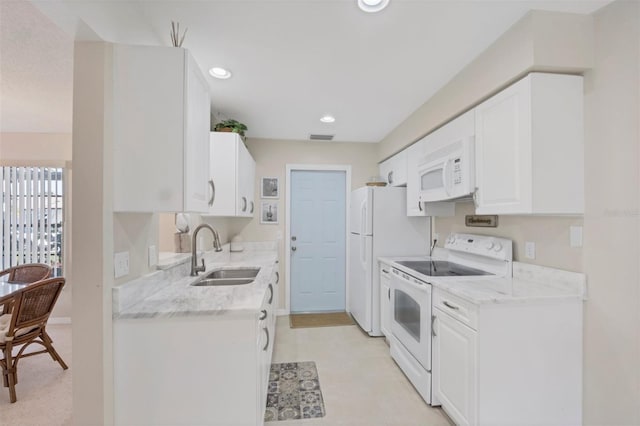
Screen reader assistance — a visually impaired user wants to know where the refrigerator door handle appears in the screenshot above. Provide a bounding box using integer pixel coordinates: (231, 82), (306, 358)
(360, 235), (366, 267)
(360, 199), (367, 235)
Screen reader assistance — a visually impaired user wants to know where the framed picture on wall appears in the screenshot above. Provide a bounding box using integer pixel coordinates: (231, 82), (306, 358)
(261, 177), (279, 199)
(261, 201), (278, 225)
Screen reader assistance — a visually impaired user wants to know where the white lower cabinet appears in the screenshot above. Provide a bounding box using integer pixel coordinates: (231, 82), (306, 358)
(379, 261), (392, 337)
(433, 307), (477, 426)
(432, 288), (583, 426)
(114, 281), (277, 426)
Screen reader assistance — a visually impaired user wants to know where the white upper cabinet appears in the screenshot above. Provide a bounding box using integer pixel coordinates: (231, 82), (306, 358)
(113, 45), (210, 213)
(379, 150), (407, 186)
(208, 132), (256, 217)
(474, 73), (584, 215)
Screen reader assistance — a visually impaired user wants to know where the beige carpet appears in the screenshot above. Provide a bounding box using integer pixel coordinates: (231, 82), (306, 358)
(289, 312), (355, 328)
(0, 324), (72, 426)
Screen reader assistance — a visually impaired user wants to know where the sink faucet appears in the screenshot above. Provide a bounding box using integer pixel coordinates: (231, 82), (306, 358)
(191, 223), (223, 276)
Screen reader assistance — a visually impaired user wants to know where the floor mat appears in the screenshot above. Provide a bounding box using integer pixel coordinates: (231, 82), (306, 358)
(289, 312), (355, 328)
(264, 361), (326, 422)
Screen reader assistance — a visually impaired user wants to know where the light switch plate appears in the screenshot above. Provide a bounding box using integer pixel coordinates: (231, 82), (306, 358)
(114, 251), (130, 278)
(148, 245), (158, 268)
(570, 226), (583, 248)
(525, 241), (536, 259)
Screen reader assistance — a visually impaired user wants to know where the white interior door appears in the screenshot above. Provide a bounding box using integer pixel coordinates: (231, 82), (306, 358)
(290, 170), (346, 313)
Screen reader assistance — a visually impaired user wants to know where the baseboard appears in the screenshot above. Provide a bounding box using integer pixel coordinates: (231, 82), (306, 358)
(277, 309), (289, 316)
(48, 317), (71, 325)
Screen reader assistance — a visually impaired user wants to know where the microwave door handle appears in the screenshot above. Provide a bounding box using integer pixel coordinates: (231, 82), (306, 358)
(442, 159), (451, 197)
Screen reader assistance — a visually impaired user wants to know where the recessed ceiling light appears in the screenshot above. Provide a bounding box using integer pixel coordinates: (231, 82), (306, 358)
(320, 115), (336, 123)
(357, 0), (389, 13)
(209, 67), (232, 79)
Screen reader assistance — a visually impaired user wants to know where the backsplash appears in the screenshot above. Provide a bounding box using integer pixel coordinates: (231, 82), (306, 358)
(434, 202), (584, 273)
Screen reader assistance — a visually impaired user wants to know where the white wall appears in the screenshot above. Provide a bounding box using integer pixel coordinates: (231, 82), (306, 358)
(377, 10), (593, 162)
(582, 1), (640, 422)
(71, 41), (114, 425)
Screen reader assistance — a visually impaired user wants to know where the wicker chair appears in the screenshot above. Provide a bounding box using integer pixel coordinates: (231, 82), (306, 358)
(0, 263), (52, 284)
(0, 264), (52, 315)
(0, 277), (68, 403)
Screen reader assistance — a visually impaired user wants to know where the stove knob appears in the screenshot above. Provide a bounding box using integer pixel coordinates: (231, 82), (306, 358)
(493, 242), (503, 252)
(486, 242), (494, 250)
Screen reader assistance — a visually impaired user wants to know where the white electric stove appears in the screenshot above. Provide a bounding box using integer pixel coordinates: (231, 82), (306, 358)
(387, 233), (513, 405)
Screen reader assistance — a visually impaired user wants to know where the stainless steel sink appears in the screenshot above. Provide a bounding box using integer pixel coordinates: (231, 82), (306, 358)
(190, 267), (261, 287)
(191, 278), (254, 287)
(204, 268), (260, 279)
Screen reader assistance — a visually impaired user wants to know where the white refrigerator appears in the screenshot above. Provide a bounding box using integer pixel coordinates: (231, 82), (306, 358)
(348, 186), (430, 336)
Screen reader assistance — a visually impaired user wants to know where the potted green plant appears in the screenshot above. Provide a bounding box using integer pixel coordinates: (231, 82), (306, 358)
(213, 119), (248, 137)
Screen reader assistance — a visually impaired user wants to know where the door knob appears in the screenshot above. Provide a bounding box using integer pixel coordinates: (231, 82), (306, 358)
(291, 246), (297, 251)
(291, 236), (297, 241)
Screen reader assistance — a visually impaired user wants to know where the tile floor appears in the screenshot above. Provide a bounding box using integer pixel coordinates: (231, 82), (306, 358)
(267, 316), (453, 426)
(0, 318), (452, 426)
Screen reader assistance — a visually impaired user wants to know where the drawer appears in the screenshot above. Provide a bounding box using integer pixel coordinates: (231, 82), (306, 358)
(433, 289), (478, 330)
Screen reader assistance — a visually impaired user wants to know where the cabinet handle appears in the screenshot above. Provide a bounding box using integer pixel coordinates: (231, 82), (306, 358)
(443, 301), (460, 311)
(388, 288), (390, 300)
(418, 201), (423, 212)
(268, 284), (274, 304)
(472, 188), (479, 208)
(263, 327), (270, 351)
(242, 196), (247, 212)
(382, 269), (389, 274)
(208, 180), (215, 206)
(259, 309), (267, 320)
(250, 201), (254, 213)
(431, 315), (437, 337)
(275, 272), (280, 284)
(388, 171), (394, 184)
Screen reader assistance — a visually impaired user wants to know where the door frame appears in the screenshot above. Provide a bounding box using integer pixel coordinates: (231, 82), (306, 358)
(285, 164), (351, 315)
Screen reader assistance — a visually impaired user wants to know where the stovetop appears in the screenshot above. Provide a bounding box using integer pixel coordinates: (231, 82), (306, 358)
(396, 260), (493, 277)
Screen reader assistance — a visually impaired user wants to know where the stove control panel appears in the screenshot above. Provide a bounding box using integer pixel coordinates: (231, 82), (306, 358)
(445, 233), (513, 261)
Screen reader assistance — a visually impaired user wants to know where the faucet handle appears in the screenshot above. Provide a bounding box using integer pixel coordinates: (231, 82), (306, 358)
(200, 258), (205, 270)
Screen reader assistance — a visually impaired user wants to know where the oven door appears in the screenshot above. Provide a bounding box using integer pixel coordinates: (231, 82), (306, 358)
(390, 268), (432, 371)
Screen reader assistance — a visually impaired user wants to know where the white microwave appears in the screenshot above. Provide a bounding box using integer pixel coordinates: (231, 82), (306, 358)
(417, 136), (475, 202)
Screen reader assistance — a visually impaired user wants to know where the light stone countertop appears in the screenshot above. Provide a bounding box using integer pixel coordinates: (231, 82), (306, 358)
(113, 242), (278, 319)
(379, 256), (586, 305)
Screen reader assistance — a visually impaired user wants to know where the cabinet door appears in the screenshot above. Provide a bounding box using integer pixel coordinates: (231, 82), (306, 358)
(474, 76), (532, 214)
(379, 150), (407, 187)
(406, 138), (427, 216)
(183, 53), (211, 213)
(209, 133), (239, 216)
(433, 308), (477, 426)
(237, 140), (254, 217)
(113, 45), (185, 212)
(379, 265), (391, 337)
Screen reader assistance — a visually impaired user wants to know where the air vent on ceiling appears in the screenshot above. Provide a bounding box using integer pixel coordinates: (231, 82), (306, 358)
(309, 134), (334, 141)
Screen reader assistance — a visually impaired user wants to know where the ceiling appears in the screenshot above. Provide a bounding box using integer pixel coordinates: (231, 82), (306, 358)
(1, 0), (611, 141)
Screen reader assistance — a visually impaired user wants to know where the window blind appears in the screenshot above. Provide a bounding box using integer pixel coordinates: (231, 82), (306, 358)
(1, 167), (64, 275)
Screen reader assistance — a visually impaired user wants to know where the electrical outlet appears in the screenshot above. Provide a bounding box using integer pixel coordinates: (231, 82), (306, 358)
(114, 251), (130, 278)
(570, 226), (583, 248)
(525, 242), (536, 259)
(148, 245), (158, 267)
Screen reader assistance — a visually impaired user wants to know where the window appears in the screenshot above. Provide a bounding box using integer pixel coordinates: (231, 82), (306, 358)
(1, 167), (64, 276)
